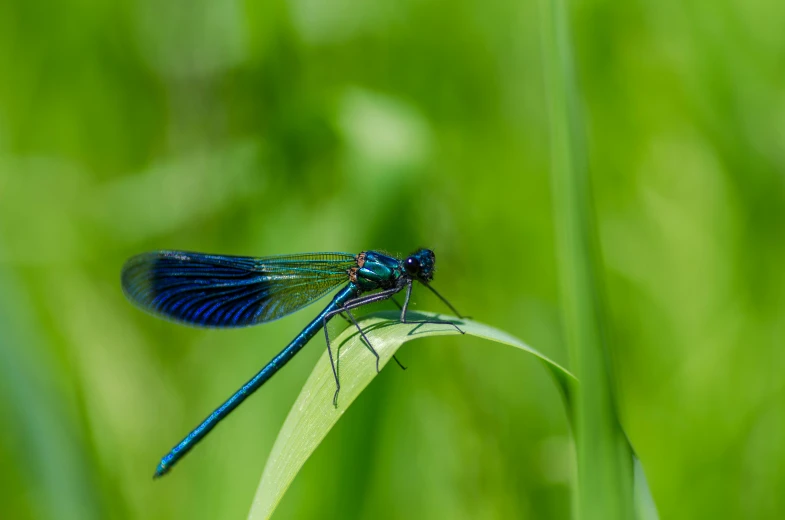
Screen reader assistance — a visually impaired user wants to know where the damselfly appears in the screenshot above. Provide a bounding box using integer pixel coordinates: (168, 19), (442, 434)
(121, 248), (464, 477)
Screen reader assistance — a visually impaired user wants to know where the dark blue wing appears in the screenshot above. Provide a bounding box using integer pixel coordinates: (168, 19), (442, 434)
(121, 251), (356, 328)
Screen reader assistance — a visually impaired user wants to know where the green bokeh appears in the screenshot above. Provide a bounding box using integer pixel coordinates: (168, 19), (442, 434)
(0, 1), (782, 519)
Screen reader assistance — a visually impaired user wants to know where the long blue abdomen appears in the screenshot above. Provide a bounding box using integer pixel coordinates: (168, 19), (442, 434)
(155, 283), (359, 477)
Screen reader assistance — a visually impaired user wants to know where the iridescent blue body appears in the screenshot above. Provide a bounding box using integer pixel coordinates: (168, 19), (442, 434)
(121, 248), (459, 477)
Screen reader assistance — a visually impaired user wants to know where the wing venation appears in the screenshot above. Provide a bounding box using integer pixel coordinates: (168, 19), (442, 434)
(121, 250), (355, 327)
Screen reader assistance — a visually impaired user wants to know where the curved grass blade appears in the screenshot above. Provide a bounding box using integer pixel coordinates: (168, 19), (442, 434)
(247, 310), (576, 520)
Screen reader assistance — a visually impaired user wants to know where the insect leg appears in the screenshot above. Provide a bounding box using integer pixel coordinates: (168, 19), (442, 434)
(401, 281), (465, 334)
(421, 282), (469, 319)
(322, 287), (403, 405)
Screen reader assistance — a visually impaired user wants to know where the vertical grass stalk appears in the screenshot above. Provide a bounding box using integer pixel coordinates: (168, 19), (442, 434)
(538, 0), (636, 518)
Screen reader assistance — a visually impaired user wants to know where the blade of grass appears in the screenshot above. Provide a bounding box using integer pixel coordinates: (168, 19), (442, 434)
(539, 0), (638, 518)
(247, 310), (576, 520)
(0, 253), (103, 519)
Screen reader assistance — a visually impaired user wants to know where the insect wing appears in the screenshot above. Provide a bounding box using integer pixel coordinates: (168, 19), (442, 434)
(121, 251), (356, 327)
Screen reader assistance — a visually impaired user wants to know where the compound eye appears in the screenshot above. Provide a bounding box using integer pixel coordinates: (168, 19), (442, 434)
(404, 257), (421, 275)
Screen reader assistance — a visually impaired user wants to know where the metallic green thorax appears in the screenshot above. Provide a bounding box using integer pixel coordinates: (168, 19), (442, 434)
(353, 249), (435, 292)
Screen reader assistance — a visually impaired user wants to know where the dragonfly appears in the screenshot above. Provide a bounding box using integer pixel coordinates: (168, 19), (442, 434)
(121, 248), (465, 477)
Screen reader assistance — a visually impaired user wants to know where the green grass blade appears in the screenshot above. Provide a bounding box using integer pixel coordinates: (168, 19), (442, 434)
(247, 310), (576, 520)
(0, 257), (103, 519)
(539, 0), (638, 518)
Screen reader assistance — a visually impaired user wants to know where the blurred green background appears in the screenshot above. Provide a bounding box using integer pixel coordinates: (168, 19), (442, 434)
(1, 0), (783, 519)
